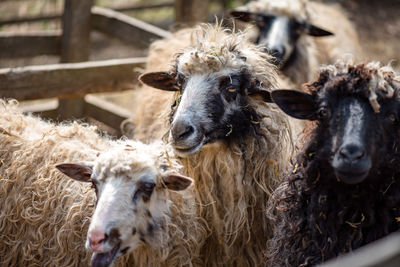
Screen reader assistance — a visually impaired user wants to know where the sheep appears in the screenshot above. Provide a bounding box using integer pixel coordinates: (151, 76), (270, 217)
(231, 0), (361, 87)
(139, 24), (303, 266)
(0, 100), (206, 267)
(266, 61), (400, 266)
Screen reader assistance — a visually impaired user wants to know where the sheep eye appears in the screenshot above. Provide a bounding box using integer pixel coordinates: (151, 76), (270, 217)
(142, 182), (155, 193)
(133, 182), (155, 202)
(318, 107), (330, 119)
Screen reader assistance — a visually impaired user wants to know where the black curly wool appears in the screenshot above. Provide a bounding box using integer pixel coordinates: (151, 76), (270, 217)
(266, 64), (400, 266)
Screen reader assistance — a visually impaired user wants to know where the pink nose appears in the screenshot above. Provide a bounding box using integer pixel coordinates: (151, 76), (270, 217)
(88, 230), (106, 251)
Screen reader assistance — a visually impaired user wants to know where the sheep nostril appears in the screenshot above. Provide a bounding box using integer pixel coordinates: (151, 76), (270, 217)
(339, 144), (365, 162)
(171, 122), (194, 141)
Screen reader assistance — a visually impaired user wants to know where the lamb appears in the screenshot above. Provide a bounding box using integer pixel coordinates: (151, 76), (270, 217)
(139, 24), (302, 266)
(0, 100), (206, 267)
(231, 0), (361, 87)
(267, 61), (400, 266)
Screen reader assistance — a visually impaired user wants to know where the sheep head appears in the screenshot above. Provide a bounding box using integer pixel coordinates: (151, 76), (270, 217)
(231, 0), (333, 67)
(56, 141), (193, 267)
(272, 61), (400, 184)
(140, 25), (277, 157)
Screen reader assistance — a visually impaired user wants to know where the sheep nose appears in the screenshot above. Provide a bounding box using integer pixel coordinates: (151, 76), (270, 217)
(88, 230), (106, 252)
(171, 121), (194, 141)
(268, 47), (285, 65)
(339, 143), (365, 162)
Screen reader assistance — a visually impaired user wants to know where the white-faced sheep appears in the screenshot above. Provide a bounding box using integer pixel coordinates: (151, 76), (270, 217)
(139, 24), (303, 266)
(231, 0), (361, 87)
(0, 100), (206, 267)
(267, 61), (400, 266)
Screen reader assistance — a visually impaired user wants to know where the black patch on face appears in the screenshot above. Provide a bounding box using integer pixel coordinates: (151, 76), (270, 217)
(205, 69), (264, 143)
(142, 194), (150, 202)
(133, 181), (155, 203)
(108, 228), (121, 245)
(120, 247), (130, 255)
(147, 223), (155, 234)
(132, 227), (137, 235)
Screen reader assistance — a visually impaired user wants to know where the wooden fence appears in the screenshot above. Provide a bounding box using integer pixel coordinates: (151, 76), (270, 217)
(0, 0), (206, 135)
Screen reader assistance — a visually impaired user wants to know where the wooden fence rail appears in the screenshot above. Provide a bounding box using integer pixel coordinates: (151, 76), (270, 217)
(0, 1), (174, 26)
(0, 31), (61, 58)
(0, 7), (170, 60)
(91, 6), (171, 49)
(0, 57), (146, 101)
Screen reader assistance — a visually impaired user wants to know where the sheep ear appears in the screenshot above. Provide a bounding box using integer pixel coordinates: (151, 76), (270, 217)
(55, 163), (93, 182)
(305, 24), (334, 37)
(230, 11), (258, 23)
(139, 72), (178, 91)
(271, 90), (318, 120)
(162, 172), (193, 191)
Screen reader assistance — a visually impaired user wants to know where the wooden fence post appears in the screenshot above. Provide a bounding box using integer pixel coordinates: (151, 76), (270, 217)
(175, 0), (209, 26)
(58, 0), (93, 120)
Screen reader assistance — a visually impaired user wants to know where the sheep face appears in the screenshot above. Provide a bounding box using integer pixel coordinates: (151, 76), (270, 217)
(272, 88), (400, 184)
(231, 11), (333, 67)
(56, 144), (193, 267)
(140, 68), (272, 156)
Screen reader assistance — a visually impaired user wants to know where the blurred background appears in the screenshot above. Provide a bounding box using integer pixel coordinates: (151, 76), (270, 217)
(0, 0), (399, 136)
(1, 0), (398, 68)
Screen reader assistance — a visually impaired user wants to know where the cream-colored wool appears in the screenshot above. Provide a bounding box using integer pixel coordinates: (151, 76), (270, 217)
(0, 100), (206, 267)
(236, 0), (361, 88)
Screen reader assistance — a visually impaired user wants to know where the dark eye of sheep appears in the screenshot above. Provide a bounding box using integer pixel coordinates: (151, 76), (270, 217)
(220, 75), (241, 93)
(291, 20), (304, 39)
(318, 106), (330, 119)
(133, 181), (156, 202)
(142, 182), (155, 193)
(255, 14), (274, 28)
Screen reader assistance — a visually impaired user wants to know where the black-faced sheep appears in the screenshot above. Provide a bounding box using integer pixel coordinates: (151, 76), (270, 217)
(139, 24), (302, 266)
(231, 0), (361, 87)
(267, 61), (400, 266)
(0, 100), (206, 267)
